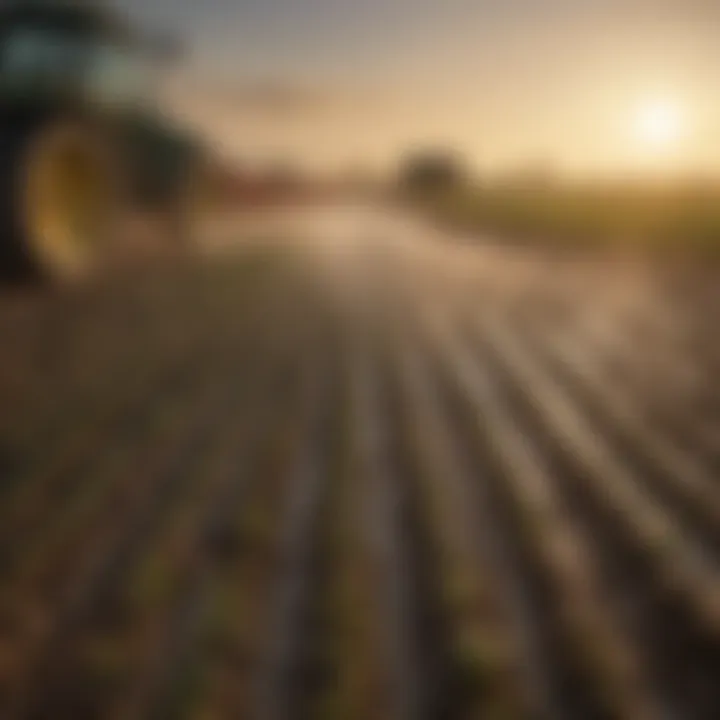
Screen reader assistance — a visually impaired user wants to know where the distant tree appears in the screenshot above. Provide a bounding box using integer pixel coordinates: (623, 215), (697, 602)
(399, 149), (468, 193)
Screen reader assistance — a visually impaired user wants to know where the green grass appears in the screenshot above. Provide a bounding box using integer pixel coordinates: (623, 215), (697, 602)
(411, 181), (720, 256)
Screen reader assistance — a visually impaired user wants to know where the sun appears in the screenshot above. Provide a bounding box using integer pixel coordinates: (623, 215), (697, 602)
(633, 99), (684, 151)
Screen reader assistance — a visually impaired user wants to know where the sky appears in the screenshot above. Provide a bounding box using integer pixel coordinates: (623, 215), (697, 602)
(119, 0), (720, 177)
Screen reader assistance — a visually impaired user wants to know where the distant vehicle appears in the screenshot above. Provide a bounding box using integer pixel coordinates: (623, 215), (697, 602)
(0, 0), (207, 281)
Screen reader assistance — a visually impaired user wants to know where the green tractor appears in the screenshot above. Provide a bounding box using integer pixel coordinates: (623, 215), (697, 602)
(0, 0), (207, 281)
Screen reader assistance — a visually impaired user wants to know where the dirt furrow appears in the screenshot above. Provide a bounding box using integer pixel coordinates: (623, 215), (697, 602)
(388, 341), (528, 719)
(430, 317), (665, 720)
(474, 312), (720, 718)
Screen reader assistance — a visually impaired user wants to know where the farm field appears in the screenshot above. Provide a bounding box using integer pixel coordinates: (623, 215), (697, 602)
(412, 182), (720, 255)
(0, 213), (718, 720)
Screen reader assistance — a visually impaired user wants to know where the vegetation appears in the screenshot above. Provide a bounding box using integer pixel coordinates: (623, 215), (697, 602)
(409, 179), (720, 255)
(399, 150), (469, 194)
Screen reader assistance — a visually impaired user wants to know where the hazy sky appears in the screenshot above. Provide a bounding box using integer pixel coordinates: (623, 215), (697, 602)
(120, 0), (720, 175)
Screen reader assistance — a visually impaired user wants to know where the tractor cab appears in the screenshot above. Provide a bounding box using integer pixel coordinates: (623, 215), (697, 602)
(0, 1), (161, 111)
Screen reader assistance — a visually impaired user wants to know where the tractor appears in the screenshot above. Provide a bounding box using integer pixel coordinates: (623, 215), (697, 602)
(0, 0), (207, 281)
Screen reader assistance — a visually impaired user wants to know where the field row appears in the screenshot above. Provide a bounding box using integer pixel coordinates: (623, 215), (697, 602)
(0, 248), (717, 719)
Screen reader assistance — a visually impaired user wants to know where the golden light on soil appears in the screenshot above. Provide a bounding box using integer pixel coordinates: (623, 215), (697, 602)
(633, 99), (685, 152)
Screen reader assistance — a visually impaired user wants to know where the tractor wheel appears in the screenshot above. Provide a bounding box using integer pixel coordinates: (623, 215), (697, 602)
(0, 120), (119, 282)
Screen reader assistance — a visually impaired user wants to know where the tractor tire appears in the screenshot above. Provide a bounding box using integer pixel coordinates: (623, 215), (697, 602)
(0, 118), (119, 282)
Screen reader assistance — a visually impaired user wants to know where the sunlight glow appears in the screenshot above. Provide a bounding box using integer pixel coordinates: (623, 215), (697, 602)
(633, 99), (685, 152)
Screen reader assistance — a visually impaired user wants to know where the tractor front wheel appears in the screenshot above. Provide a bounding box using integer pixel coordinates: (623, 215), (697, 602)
(0, 119), (119, 282)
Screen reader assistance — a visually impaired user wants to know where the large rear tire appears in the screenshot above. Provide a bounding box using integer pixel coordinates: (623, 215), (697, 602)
(0, 119), (119, 282)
